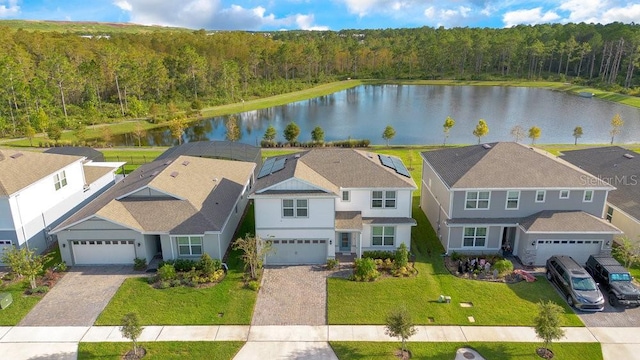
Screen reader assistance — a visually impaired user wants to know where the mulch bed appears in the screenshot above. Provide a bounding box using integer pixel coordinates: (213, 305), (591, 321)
(123, 347), (146, 360)
(443, 256), (523, 283)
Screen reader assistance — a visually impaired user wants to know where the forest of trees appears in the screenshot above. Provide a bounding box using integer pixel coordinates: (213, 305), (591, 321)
(1, 22), (639, 139)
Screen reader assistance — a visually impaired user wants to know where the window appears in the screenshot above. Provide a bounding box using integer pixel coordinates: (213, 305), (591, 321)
(372, 226), (395, 246)
(463, 227), (487, 247)
(583, 190), (593, 202)
(53, 170), (67, 191)
(535, 190), (546, 203)
(282, 199), (308, 218)
(505, 191), (520, 210)
(372, 190), (396, 208)
(559, 190), (570, 199)
(176, 236), (202, 256)
(0, 240), (12, 249)
(465, 191), (490, 209)
(342, 191), (350, 202)
(606, 206), (614, 222)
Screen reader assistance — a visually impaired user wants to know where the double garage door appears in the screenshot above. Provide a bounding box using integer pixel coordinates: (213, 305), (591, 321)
(71, 240), (135, 265)
(534, 239), (603, 266)
(265, 239), (328, 265)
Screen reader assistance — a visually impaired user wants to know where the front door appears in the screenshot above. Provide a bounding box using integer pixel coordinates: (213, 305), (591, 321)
(501, 227), (516, 256)
(340, 233), (351, 252)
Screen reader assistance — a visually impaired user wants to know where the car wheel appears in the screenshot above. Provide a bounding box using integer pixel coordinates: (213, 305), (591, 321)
(566, 294), (574, 307)
(546, 271), (553, 281)
(608, 293), (619, 307)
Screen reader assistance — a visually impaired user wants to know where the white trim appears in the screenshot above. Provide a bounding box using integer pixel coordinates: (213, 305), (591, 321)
(559, 190), (570, 199)
(115, 185), (185, 201)
(256, 176), (335, 195)
(341, 190), (351, 202)
(282, 198), (309, 218)
(371, 225), (396, 247)
(464, 190), (491, 210)
(535, 190), (546, 203)
(371, 190), (397, 209)
(583, 190), (594, 202)
(447, 222), (518, 228)
(505, 190), (520, 210)
(461, 226), (488, 248)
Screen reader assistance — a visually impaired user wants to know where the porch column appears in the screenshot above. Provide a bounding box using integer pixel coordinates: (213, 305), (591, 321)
(358, 232), (362, 259)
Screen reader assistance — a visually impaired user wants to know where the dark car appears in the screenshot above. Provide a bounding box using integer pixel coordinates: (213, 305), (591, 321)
(546, 255), (604, 311)
(585, 255), (640, 308)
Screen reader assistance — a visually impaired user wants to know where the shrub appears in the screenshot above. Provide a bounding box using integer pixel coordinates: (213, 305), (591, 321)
(382, 258), (394, 270)
(170, 279), (182, 287)
(493, 259), (514, 276)
(198, 254), (221, 276)
(173, 259), (198, 272)
(28, 285), (49, 295)
(326, 258), (339, 270)
(247, 280), (260, 291)
(157, 264), (177, 281)
(352, 258), (379, 282)
(395, 243), (409, 269)
(157, 281), (171, 289)
(146, 276), (157, 284)
(133, 258), (147, 271)
(54, 261), (68, 272)
(450, 251), (463, 261)
(363, 250), (395, 260)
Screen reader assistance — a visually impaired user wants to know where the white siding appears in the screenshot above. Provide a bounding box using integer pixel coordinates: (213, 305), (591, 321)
(254, 197), (335, 229)
(268, 178), (321, 191)
(336, 189), (413, 218)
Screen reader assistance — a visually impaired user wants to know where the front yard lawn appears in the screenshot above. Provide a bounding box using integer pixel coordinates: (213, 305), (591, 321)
(0, 280), (41, 325)
(330, 342), (602, 360)
(78, 341), (244, 359)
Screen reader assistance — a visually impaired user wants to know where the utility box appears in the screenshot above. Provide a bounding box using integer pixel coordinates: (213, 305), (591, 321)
(0, 292), (12, 309)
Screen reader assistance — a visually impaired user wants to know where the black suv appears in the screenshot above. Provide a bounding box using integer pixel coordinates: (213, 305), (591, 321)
(585, 255), (640, 308)
(546, 255), (604, 311)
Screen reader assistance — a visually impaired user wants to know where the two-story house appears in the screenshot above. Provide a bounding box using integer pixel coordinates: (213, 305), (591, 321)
(0, 149), (121, 260)
(420, 142), (620, 266)
(250, 148), (417, 265)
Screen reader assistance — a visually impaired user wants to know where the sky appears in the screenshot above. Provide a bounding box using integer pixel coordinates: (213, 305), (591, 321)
(1, 0), (639, 31)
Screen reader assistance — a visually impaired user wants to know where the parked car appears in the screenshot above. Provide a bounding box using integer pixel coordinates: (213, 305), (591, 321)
(546, 255), (604, 311)
(585, 255), (640, 308)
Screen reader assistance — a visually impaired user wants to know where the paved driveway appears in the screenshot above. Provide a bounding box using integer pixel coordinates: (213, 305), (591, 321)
(19, 266), (142, 326)
(251, 266), (328, 326)
(577, 285), (640, 327)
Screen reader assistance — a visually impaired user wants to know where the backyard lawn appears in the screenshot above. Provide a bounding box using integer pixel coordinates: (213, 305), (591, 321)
(78, 341), (244, 360)
(330, 342), (603, 360)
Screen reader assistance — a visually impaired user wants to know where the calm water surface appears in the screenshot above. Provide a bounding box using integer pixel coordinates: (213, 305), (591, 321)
(115, 85), (640, 146)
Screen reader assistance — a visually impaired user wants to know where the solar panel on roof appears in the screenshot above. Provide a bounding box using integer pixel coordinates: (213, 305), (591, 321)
(391, 157), (411, 178)
(257, 157), (276, 178)
(271, 158), (286, 174)
(379, 154), (395, 168)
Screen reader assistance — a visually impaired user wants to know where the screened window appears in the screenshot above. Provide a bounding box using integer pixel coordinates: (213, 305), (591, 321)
(372, 191), (396, 208)
(606, 206), (614, 222)
(372, 226), (395, 246)
(535, 190), (546, 203)
(54, 171), (67, 191)
(465, 191), (490, 209)
(282, 199), (308, 217)
(559, 190), (570, 199)
(583, 190), (593, 202)
(342, 191), (350, 202)
(506, 191), (520, 209)
(463, 227), (487, 247)
(176, 236), (202, 256)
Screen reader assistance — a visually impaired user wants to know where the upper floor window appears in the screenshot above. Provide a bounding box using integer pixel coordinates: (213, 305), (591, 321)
(505, 191), (520, 210)
(176, 236), (202, 256)
(372, 191), (396, 208)
(283, 199), (308, 218)
(583, 190), (593, 202)
(54, 170), (67, 191)
(372, 226), (395, 246)
(606, 206), (614, 222)
(463, 227), (487, 247)
(465, 191), (490, 209)
(342, 191), (350, 202)
(559, 190), (570, 199)
(535, 190), (546, 203)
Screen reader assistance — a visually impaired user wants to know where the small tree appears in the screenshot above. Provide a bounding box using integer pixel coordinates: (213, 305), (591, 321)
(74, 122), (88, 144)
(24, 124), (36, 146)
(168, 115), (187, 145)
(528, 126), (541, 144)
(132, 122), (146, 147)
(510, 125), (526, 143)
(385, 305), (417, 354)
(283, 121), (300, 145)
(612, 236), (640, 268)
(573, 126), (583, 145)
(382, 125), (396, 147)
(1, 246), (52, 289)
(394, 243), (409, 269)
(233, 234), (274, 280)
(442, 116), (455, 146)
(225, 115), (240, 142)
(263, 125), (277, 143)
(534, 301), (565, 356)
(473, 119), (489, 144)
(120, 312), (144, 357)
(101, 126), (113, 146)
(610, 113), (624, 144)
(46, 124), (62, 143)
(311, 126), (325, 144)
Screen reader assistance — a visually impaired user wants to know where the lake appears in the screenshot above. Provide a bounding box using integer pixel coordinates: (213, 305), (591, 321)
(114, 85), (640, 146)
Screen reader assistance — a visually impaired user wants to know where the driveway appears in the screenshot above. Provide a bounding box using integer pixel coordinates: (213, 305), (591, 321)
(251, 266), (328, 325)
(19, 266), (142, 326)
(576, 286), (640, 327)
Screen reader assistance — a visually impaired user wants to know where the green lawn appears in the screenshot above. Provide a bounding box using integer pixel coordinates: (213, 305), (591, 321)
(330, 342), (602, 360)
(77, 341), (244, 360)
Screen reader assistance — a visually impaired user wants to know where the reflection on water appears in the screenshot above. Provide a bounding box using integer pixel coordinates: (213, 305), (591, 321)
(112, 85), (640, 146)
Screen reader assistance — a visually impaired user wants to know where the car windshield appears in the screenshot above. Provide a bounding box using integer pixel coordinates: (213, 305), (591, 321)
(611, 273), (632, 282)
(572, 277), (598, 291)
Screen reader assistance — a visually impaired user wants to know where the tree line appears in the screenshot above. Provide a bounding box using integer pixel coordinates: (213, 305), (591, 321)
(1, 22), (639, 139)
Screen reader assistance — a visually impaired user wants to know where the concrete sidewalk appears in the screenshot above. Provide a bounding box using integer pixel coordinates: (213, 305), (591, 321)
(1, 325), (639, 359)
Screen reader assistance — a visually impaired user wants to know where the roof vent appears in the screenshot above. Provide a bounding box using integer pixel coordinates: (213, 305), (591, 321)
(170, 171), (179, 178)
(151, 171), (159, 177)
(623, 153), (635, 159)
(482, 144), (492, 149)
(164, 160), (172, 166)
(213, 177), (218, 182)
(182, 160), (190, 166)
(10, 152), (23, 159)
(294, 154), (301, 158)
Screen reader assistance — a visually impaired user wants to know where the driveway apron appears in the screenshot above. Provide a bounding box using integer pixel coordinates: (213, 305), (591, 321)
(19, 266), (140, 326)
(251, 266), (328, 326)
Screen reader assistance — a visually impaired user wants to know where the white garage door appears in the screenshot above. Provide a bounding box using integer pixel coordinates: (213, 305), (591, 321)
(534, 239), (603, 266)
(265, 239), (328, 265)
(72, 240), (135, 265)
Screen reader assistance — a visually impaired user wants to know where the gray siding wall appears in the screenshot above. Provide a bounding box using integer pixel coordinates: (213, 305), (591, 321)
(0, 198), (14, 229)
(0, 230), (17, 243)
(451, 189), (607, 218)
(448, 225), (502, 253)
(421, 161), (451, 215)
(420, 183), (449, 250)
(162, 234), (221, 260)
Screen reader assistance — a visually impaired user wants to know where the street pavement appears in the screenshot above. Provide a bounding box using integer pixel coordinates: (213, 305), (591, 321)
(1, 325), (639, 359)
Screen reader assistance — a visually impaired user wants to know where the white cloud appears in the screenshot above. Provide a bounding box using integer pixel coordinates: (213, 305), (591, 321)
(295, 14), (329, 31)
(114, 0), (132, 12)
(0, 0), (20, 17)
(503, 7), (561, 27)
(601, 4), (640, 24)
(424, 5), (473, 22)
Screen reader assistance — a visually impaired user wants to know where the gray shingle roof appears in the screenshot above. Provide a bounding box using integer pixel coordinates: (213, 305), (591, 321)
(520, 210), (620, 233)
(253, 148), (417, 194)
(335, 211), (363, 230)
(561, 146), (640, 221)
(422, 142), (613, 189)
(44, 147), (105, 162)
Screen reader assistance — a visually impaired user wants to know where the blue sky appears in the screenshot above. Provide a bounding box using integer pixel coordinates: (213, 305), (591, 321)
(1, 0), (639, 30)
